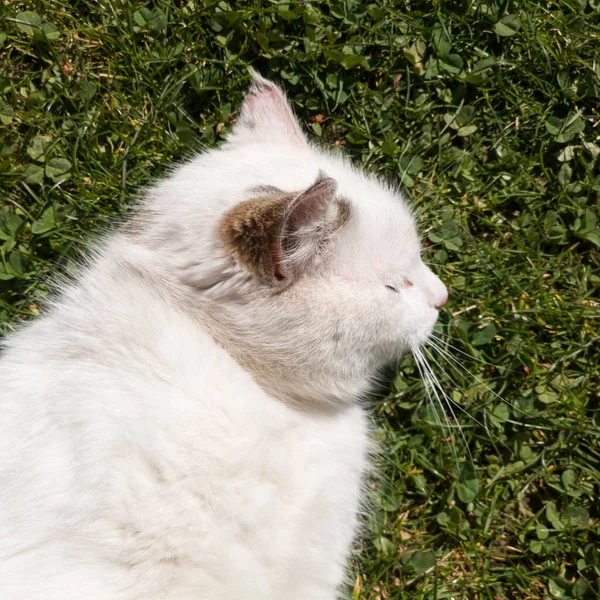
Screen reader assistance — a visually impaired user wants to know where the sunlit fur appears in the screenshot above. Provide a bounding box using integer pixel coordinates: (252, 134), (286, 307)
(0, 74), (447, 599)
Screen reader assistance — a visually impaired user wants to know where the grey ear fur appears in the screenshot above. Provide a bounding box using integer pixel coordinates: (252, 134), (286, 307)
(280, 177), (337, 255)
(219, 175), (350, 285)
(277, 175), (346, 281)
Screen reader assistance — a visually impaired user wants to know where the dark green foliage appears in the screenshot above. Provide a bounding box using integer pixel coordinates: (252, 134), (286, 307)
(1, 1), (599, 598)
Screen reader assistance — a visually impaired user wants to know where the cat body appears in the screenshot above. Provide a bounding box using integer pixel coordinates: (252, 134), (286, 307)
(0, 264), (367, 599)
(0, 74), (446, 599)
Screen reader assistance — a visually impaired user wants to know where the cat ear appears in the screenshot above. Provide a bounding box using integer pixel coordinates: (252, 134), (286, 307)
(276, 176), (340, 280)
(229, 71), (308, 147)
(219, 175), (350, 285)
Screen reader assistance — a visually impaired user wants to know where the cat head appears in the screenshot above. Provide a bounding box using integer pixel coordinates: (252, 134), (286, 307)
(139, 72), (447, 405)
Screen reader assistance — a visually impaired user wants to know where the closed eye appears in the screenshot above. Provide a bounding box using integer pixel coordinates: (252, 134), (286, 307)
(385, 280), (413, 292)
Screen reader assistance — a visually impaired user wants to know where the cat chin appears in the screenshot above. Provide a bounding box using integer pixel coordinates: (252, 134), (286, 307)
(402, 318), (440, 352)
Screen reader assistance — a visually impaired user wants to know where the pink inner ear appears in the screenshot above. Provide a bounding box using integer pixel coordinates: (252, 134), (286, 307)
(243, 84), (276, 111)
(269, 242), (285, 280)
(240, 76), (307, 147)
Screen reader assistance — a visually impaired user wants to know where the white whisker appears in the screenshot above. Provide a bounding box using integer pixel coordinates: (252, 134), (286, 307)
(412, 346), (464, 467)
(422, 345), (512, 455)
(413, 349), (458, 465)
(414, 346), (476, 465)
(427, 336), (532, 419)
(429, 331), (520, 375)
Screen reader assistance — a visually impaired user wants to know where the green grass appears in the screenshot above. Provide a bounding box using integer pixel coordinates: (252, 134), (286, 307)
(1, 1), (599, 598)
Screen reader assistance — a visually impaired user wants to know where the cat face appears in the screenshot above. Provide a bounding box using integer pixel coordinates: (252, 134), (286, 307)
(144, 73), (447, 404)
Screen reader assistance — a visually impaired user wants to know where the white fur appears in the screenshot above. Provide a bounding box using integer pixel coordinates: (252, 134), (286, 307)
(0, 75), (447, 599)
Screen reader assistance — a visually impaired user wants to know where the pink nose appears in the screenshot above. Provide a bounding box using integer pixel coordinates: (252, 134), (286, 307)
(419, 263), (448, 310)
(435, 289), (448, 309)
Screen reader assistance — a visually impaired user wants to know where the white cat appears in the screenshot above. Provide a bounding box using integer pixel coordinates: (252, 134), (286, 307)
(0, 73), (447, 600)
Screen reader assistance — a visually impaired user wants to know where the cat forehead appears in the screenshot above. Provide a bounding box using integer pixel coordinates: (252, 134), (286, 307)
(219, 143), (412, 211)
(339, 195), (420, 266)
